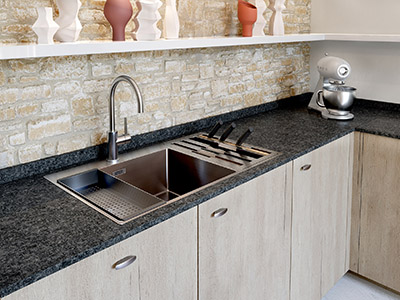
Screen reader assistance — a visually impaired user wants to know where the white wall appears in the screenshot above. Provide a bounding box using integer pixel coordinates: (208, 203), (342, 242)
(311, 0), (400, 34)
(310, 0), (400, 104)
(310, 41), (400, 104)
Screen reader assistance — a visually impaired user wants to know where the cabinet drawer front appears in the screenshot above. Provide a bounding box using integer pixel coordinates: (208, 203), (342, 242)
(4, 241), (140, 300)
(291, 134), (352, 300)
(199, 163), (291, 300)
(4, 208), (197, 300)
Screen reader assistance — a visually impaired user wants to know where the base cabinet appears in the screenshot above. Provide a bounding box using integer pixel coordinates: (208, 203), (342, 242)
(198, 163), (292, 300)
(3, 134), (361, 300)
(291, 134), (353, 300)
(352, 133), (400, 292)
(3, 208), (197, 300)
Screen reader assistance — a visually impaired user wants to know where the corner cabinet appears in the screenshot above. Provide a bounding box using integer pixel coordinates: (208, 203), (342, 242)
(351, 133), (400, 292)
(3, 208), (197, 300)
(291, 134), (353, 300)
(198, 163), (292, 300)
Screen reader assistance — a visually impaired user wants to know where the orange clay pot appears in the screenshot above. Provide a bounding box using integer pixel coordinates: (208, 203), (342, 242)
(238, 0), (257, 37)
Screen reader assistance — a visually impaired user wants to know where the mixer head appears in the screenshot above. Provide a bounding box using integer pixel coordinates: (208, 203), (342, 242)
(317, 56), (351, 81)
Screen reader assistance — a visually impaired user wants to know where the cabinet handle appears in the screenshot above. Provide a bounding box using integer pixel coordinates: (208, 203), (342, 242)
(113, 255), (137, 270)
(300, 164), (312, 171)
(211, 208), (228, 218)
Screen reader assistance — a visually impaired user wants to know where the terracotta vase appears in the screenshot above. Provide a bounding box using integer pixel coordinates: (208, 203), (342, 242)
(104, 0), (133, 41)
(238, 0), (257, 37)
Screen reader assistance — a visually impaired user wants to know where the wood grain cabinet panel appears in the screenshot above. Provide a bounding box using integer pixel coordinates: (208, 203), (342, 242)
(3, 208), (197, 300)
(291, 134), (353, 300)
(198, 163), (292, 300)
(356, 133), (400, 292)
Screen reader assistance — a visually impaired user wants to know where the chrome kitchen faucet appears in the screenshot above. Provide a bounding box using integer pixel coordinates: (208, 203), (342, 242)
(107, 75), (144, 163)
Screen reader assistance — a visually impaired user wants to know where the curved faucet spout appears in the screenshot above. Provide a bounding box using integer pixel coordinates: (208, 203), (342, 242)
(108, 75), (144, 163)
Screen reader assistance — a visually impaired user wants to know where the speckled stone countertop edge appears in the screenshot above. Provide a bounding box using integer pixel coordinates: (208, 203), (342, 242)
(1, 95), (400, 298)
(0, 129), (357, 298)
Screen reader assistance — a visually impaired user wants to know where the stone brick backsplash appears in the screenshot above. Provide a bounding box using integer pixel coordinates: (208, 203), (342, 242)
(0, 0), (310, 44)
(0, 0), (311, 168)
(0, 43), (310, 167)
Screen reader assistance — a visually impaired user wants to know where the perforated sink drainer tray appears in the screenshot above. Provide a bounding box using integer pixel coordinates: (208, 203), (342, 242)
(58, 169), (164, 221)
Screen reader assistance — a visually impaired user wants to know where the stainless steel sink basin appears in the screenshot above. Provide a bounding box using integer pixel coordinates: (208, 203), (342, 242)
(55, 148), (235, 224)
(58, 169), (164, 222)
(100, 149), (235, 201)
(49, 132), (280, 225)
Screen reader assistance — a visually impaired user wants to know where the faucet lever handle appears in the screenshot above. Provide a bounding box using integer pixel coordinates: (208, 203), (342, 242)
(124, 117), (128, 135)
(116, 117), (131, 145)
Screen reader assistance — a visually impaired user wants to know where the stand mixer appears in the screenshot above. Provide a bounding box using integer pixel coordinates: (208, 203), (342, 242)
(308, 55), (357, 120)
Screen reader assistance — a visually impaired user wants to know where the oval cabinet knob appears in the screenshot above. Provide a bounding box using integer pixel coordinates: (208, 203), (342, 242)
(211, 208), (228, 218)
(300, 164), (312, 171)
(113, 255), (137, 270)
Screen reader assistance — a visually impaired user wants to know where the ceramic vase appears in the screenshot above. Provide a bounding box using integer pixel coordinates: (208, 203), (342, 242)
(132, 0), (162, 41)
(104, 0), (133, 41)
(32, 7), (60, 44)
(250, 0), (266, 36)
(54, 0), (82, 42)
(238, 0), (257, 37)
(268, 0), (285, 35)
(163, 0), (179, 39)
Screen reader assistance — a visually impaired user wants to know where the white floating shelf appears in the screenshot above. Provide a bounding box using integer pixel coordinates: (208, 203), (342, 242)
(324, 33), (400, 43)
(2, 33), (399, 60)
(0, 34), (325, 60)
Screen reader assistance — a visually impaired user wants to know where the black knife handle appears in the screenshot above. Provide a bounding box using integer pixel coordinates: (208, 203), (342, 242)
(219, 122), (236, 142)
(208, 120), (223, 138)
(236, 127), (254, 146)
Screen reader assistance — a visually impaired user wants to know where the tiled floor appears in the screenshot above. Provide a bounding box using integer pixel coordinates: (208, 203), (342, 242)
(322, 273), (400, 300)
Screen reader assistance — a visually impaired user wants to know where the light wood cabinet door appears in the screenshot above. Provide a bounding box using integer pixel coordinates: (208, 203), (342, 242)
(355, 133), (400, 292)
(4, 207), (197, 300)
(198, 163), (292, 300)
(291, 134), (353, 300)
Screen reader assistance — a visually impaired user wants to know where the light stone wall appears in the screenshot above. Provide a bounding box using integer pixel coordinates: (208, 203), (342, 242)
(0, 44), (310, 167)
(0, 0), (310, 44)
(0, 0), (311, 168)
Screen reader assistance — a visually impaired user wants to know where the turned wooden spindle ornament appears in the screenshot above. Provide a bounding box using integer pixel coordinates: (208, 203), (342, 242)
(250, 0), (267, 36)
(32, 7), (60, 44)
(132, 0), (162, 41)
(268, 0), (285, 35)
(164, 0), (180, 39)
(104, 0), (133, 41)
(54, 0), (82, 42)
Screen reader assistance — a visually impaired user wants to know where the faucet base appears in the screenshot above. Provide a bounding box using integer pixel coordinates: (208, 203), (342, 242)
(108, 131), (119, 162)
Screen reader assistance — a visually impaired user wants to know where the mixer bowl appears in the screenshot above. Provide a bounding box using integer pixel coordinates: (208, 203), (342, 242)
(322, 85), (356, 115)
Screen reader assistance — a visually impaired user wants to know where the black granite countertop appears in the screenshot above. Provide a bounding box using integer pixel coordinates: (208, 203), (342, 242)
(1, 95), (400, 297)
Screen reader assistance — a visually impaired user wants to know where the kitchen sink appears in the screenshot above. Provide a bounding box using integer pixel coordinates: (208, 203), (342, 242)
(49, 130), (280, 225)
(56, 148), (235, 224)
(101, 149), (235, 201)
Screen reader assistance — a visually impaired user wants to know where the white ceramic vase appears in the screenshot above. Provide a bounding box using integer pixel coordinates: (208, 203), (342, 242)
(54, 0), (82, 42)
(32, 7), (60, 44)
(250, 0), (267, 36)
(132, 0), (162, 41)
(163, 0), (179, 39)
(268, 0), (285, 35)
